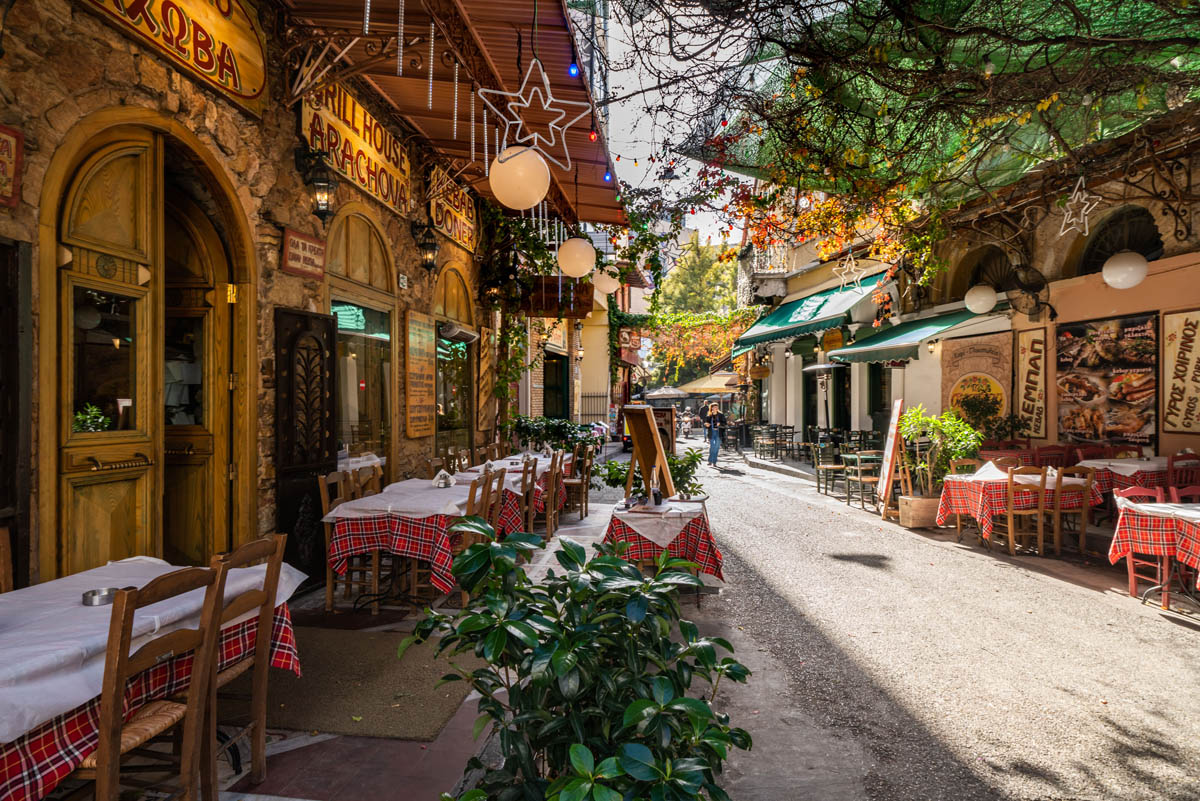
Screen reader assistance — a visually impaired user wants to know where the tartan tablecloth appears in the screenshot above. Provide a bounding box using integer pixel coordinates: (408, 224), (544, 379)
(1085, 467), (1169, 495)
(0, 605), (300, 801)
(604, 513), (724, 581)
(978, 449), (1035, 465)
(1110, 504), (1200, 587)
(935, 475), (1103, 540)
(533, 474), (568, 514)
(330, 513), (456, 593)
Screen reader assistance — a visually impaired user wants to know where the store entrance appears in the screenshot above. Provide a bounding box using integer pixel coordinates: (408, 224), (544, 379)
(543, 353), (569, 419)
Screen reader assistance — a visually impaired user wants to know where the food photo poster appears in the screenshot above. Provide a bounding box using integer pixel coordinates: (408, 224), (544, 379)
(1055, 313), (1158, 449)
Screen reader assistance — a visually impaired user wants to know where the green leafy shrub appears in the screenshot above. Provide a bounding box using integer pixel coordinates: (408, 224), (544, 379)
(599, 449), (705, 498)
(898, 404), (982, 494)
(954, 394), (1030, 442)
(410, 517), (752, 801)
(502, 415), (604, 452)
(72, 403), (111, 433)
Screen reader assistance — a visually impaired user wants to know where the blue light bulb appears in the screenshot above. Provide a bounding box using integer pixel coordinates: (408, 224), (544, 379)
(569, 63), (580, 77)
(603, 171), (612, 182)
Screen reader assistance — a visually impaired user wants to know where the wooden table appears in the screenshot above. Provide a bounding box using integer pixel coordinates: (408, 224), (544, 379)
(603, 501), (724, 580)
(1076, 456), (1169, 495)
(1109, 500), (1200, 605)
(0, 558), (303, 801)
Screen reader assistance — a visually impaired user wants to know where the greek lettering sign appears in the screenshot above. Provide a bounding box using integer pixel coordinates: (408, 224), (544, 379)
(82, 0), (267, 116)
(1016, 328), (1047, 438)
(406, 310), (437, 438)
(430, 166), (477, 252)
(1163, 308), (1200, 434)
(280, 228), (326, 280)
(302, 83), (413, 215)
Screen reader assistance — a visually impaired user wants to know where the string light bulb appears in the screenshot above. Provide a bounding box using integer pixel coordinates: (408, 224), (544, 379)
(568, 62), (580, 77)
(589, 129), (598, 142)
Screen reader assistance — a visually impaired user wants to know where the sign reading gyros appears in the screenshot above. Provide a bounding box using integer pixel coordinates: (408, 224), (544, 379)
(82, 0), (267, 115)
(302, 83), (413, 214)
(1163, 308), (1200, 434)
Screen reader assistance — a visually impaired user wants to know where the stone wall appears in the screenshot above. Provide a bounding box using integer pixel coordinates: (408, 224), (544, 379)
(0, 0), (488, 545)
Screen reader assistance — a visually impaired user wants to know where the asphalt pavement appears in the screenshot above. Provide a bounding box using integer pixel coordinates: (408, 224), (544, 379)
(690, 447), (1200, 801)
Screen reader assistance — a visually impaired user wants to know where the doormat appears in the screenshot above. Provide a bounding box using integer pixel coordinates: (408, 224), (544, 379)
(228, 626), (480, 741)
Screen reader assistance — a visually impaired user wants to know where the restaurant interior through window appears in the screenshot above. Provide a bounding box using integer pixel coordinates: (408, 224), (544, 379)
(433, 266), (476, 458)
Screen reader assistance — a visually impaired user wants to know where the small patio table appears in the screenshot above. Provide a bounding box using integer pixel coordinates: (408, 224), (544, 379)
(603, 501), (724, 581)
(0, 557), (304, 801)
(1109, 499), (1200, 602)
(1075, 456), (1169, 495)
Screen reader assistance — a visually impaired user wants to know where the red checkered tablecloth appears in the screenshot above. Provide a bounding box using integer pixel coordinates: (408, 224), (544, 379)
(0, 605), (300, 801)
(496, 490), (525, 536)
(604, 514), (724, 581)
(979, 450), (1035, 465)
(935, 475), (1103, 540)
(330, 513), (456, 593)
(1089, 467), (1169, 495)
(1110, 505), (1200, 587)
(533, 474), (568, 514)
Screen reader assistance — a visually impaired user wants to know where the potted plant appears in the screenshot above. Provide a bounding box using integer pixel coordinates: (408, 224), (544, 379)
(895, 404), (982, 528)
(599, 448), (705, 499)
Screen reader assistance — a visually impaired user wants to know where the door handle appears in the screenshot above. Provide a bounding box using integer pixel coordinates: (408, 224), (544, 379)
(86, 453), (155, 471)
(165, 444), (196, 456)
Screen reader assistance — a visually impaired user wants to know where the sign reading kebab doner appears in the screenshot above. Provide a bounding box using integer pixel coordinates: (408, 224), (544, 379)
(82, 0), (267, 116)
(302, 83), (413, 214)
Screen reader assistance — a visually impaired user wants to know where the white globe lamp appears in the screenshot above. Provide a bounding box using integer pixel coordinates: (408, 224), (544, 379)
(557, 237), (596, 278)
(488, 146), (550, 210)
(592, 268), (620, 294)
(1101, 250), (1149, 289)
(964, 283), (998, 314)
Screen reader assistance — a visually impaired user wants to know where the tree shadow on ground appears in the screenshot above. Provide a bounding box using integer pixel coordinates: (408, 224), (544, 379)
(827, 553), (892, 570)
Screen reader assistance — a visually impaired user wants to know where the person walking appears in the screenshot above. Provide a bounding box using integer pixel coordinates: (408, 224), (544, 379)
(702, 403), (726, 466)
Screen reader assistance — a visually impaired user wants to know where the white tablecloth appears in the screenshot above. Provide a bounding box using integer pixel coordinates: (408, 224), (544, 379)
(338, 453), (386, 473)
(1114, 497), (1200, 523)
(0, 556), (306, 743)
(966, 461), (1088, 489)
(612, 502), (704, 547)
(456, 467), (524, 495)
(323, 478), (475, 521)
(1076, 456), (1168, 476)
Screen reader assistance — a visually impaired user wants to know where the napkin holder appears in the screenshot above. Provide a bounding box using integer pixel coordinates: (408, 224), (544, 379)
(483, 460), (495, 474)
(432, 469), (455, 488)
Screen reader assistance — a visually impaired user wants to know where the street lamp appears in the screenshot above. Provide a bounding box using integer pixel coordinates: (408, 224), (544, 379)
(411, 221), (441, 270)
(296, 147), (338, 223)
(574, 320), (585, 358)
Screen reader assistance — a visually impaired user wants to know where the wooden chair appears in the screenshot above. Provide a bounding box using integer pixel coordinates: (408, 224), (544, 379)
(563, 449), (594, 519)
(0, 526), (11, 593)
(448, 474), (495, 607)
(845, 450), (882, 510)
(204, 534), (287, 788)
(810, 443), (844, 496)
(1168, 452), (1200, 488)
(991, 456), (1021, 471)
(1170, 485), (1200, 503)
(1034, 444), (1071, 469)
(519, 458), (538, 535)
(423, 457), (446, 480)
(67, 566), (225, 801)
(948, 459), (983, 541)
(486, 468), (508, 530)
(1114, 486), (1168, 603)
(1072, 444), (1112, 464)
(319, 471), (382, 615)
(569, 444), (584, 478)
(1052, 466), (1094, 557)
(355, 464), (383, 497)
(991, 466), (1047, 556)
(533, 450), (564, 540)
(451, 449), (471, 473)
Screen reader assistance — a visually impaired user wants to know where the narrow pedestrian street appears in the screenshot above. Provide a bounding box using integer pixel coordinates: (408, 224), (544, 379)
(685, 448), (1200, 801)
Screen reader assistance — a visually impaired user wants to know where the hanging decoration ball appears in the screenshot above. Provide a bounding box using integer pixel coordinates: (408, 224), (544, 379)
(720, 117), (728, 127)
(1101, 250), (1149, 289)
(588, 129), (598, 142)
(488, 146), (550, 210)
(592, 268), (620, 294)
(557, 237), (596, 278)
(964, 284), (998, 314)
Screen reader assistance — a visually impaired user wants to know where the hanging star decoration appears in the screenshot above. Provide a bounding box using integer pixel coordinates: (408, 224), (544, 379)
(833, 251), (867, 289)
(477, 57), (591, 171)
(1058, 176), (1101, 238)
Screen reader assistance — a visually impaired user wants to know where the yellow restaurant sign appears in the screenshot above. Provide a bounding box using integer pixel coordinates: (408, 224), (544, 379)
(302, 83), (413, 215)
(83, 0), (267, 116)
(429, 166), (477, 252)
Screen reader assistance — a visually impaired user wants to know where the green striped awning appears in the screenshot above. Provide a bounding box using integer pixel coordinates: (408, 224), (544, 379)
(735, 277), (881, 349)
(828, 310), (979, 364)
(731, 344), (753, 359)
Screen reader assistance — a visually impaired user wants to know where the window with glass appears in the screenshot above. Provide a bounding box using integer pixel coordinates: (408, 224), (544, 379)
(164, 316), (204, 425)
(72, 286), (136, 432)
(333, 300), (390, 469)
(436, 337), (473, 456)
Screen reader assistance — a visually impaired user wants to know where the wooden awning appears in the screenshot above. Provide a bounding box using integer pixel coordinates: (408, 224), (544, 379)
(282, 0), (625, 225)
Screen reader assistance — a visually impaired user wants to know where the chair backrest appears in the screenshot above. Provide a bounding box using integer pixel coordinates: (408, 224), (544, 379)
(96, 566), (225, 792)
(949, 458), (982, 474)
(992, 456), (1021, 471)
(548, 450), (565, 503)
(454, 449), (471, 473)
(1168, 453), (1200, 486)
(424, 457), (445, 480)
(466, 473), (491, 518)
(520, 458), (538, 495)
(1054, 466), (1093, 506)
(355, 465), (382, 497)
(0, 526), (11, 594)
(318, 471), (352, 515)
(1072, 444), (1112, 464)
(1034, 445), (1069, 468)
(486, 468), (508, 528)
(1169, 485), (1200, 503)
(1114, 486), (1165, 502)
(1007, 466), (1047, 507)
(211, 534), (287, 677)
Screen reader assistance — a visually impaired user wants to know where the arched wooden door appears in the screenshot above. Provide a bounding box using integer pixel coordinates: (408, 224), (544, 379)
(55, 131), (233, 574)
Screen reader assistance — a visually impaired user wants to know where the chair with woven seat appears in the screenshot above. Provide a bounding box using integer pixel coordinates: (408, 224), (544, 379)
(810, 442), (844, 496)
(1170, 485), (1200, 503)
(563, 447), (594, 519)
(532, 450), (564, 540)
(1072, 444), (1112, 464)
(319, 471), (382, 614)
(448, 474), (495, 607)
(1052, 466), (1095, 557)
(423, 457), (446, 480)
(991, 466), (1048, 556)
(67, 565), (225, 801)
(948, 459), (983, 541)
(845, 450), (883, 510)
(1114, 486), (1168, 602)
(204, 534), (287, 789)
(485, 468), (508, 531)
(518, 458), (538, 534)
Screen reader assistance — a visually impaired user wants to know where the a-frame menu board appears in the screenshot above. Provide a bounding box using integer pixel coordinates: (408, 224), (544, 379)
(878, 398), (905, 521)
(622, 404), (676, 499)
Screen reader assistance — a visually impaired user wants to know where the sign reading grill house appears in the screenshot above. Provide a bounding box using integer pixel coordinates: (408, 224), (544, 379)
(302, 83), (414, 214)
(82, 0), (268, 115)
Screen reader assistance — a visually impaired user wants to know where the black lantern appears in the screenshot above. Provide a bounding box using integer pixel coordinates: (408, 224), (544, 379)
(295, 147), (338, 223)
(411, 221), (441, 270)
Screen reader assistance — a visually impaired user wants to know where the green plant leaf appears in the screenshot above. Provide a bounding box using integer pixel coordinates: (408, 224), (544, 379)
(482, 628), (508, 662)
(651, 676), (675, 705)
(591, 784), (622, 801)
(559, 778), (592, 801)
(623, 698), (657, 727)
(558, 667), (582, 699)
(473, 713), (492, 740)
(552, 647), (578, 677)
(667, 697), (713, 720)
(457, 614), (494, 634)
(503, 620), (539, 648)
(559, 537), (587, 568)
(594, 757), (623, 779)
(626, 596), (649, 623)
(619, 743), (660, 782)
(569, 744), (595, 776)
(704, 784), (732, 801)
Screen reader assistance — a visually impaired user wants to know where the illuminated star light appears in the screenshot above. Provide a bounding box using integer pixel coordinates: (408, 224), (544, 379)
(477, 57), (591, 171)
(1058, 176), (1101, 238)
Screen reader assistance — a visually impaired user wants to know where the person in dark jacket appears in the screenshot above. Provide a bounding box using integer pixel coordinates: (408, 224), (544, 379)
(702, 403), (726, 466)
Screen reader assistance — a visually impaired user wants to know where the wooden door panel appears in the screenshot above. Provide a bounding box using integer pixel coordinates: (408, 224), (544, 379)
(163, 456), (209, 565)
(62, 469), (151, 573)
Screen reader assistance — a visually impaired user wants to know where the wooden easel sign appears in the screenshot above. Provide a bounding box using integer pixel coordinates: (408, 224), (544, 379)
(622, 405), (676, 499)
(878, 398), (904, 521)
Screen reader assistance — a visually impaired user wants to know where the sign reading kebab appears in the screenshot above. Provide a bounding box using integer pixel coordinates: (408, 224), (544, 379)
(302, 83), (413, 214)
(83, 0), (267, 115)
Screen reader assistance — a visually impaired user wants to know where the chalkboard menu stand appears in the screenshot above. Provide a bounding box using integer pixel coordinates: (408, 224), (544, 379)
(878, 399), (907, 521)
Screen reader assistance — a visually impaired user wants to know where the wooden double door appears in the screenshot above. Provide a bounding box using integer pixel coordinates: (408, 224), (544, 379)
(55, 129), (235, 574)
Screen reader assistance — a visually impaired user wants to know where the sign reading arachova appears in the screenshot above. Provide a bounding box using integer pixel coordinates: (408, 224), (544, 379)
(302, 83), (413, 214)
(83, 0), (267, 115)
(429, 166), (477, 252)
(1163, 308), (1200, 433)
